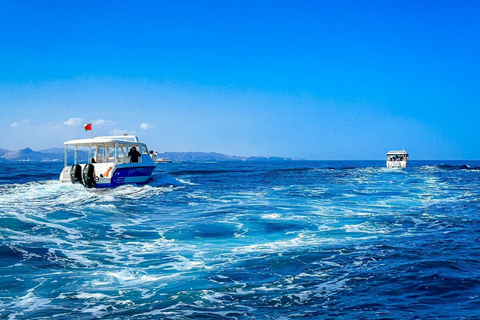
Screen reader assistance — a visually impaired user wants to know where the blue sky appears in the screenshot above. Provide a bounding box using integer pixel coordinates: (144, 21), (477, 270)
(1, 0), (479, 160)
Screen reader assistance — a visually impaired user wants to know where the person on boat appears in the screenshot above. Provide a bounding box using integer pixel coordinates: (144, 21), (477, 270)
(128, 147), (141, 163)
(149, 150), (156, 161)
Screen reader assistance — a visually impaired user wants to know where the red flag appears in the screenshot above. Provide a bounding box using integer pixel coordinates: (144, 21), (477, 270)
(84, 123), (92, 131)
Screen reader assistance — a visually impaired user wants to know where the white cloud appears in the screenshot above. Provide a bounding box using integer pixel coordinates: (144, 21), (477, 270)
(93, 119), (113, 126)
(11, 119), (30, 128)
(140, 123), (153, 130)
(64, 117), (82, 126)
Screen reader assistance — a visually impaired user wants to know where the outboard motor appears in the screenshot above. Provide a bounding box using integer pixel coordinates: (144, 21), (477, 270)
(82, 164), (96, 188)
(70, 164), (83, 184)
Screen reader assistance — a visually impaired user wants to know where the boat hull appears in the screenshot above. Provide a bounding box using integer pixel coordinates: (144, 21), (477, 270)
(95, 166), (156, 188)
(386, 160), (407, 168)
(60, 164), (156, 188)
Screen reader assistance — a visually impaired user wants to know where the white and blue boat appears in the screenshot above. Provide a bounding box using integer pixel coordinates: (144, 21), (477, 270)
(59, 135), (156, 188)
(386, 150), (409, 168)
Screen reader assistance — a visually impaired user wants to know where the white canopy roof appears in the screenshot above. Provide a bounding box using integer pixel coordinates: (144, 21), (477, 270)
(64, 135), (142, 146)
(386, 150), (408, 156)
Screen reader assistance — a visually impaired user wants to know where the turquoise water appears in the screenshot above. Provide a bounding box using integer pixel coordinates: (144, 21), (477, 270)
(1, 160), (480, 319)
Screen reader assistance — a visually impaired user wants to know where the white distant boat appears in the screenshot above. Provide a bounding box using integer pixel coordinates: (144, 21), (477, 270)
(59, 135), (156, 188)
(386, 150), (409, 168)
(155, 157), (173, 163)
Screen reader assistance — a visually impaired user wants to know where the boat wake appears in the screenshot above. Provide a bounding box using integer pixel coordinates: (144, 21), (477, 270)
(2, 161), (480, 319)
(435, 163), (480, 170)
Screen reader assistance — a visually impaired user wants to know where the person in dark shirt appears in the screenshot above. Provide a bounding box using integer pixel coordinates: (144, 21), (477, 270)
(128, 147), (141, 163)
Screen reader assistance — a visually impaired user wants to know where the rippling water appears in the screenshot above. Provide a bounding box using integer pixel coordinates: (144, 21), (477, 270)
(1, 160), (480, 319)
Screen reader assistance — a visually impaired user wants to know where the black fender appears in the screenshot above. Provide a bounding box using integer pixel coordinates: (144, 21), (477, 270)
(70, 164), (83, 184)
(82, 164), (96, 188)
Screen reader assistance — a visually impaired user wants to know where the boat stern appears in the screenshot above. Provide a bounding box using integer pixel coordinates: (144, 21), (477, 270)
(386, 150), (409, 168)
(59, 166), (72, 183)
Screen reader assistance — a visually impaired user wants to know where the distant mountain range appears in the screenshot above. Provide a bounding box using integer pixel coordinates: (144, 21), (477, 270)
(0, 148), (89, 162)
(0, 148), (294, 162)
(156, 152), (294, 162)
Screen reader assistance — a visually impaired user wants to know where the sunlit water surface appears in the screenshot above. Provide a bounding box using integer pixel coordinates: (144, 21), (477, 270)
(1, 160), (480, 319)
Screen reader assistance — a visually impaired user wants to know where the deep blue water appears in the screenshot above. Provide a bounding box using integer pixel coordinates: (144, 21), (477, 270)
(1, 160), (480, 319)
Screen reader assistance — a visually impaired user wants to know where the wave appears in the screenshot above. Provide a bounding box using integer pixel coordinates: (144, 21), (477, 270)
(277, 166), (369, 172)
(169, 169), (251, 176)
(149, 172), (188, 186)
(2, 161), (480, 319)
(435, 164), (480, 170)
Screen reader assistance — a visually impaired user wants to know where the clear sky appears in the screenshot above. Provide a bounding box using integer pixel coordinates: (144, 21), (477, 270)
(1, 0), (479, 160)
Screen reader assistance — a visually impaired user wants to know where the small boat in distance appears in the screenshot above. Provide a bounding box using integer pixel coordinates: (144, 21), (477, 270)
(155, 157), (173, 163)
(59, 135), (156, 188)
(386, 150), (409, 168)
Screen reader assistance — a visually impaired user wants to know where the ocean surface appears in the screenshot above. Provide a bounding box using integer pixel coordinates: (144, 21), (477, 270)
(1, 160), (480, 319)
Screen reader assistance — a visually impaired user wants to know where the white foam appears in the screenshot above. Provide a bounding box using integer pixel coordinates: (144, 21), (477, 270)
(261, 213), (281, 219)
(159, 254), (206, 271)
(6, 284), (51, 318)
(75, 292), (111, 300)
(81, 304), (109, 317)
(342, 223), (387, 234)
(232, 233), (334, 255)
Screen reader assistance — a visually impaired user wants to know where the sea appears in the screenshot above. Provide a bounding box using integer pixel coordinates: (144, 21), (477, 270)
(1, 160), (480, 319)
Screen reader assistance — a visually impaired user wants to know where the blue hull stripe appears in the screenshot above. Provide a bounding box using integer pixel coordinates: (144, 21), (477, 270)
(95, 166), (156, 188)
